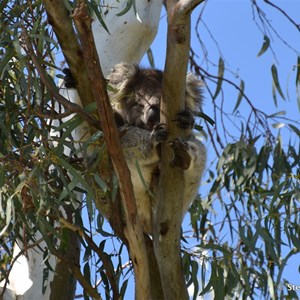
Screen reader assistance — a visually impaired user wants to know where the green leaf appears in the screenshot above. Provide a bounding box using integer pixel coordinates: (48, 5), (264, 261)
(135, 159), (155, 199)
(195, 112), (215, 126)
(83, 262), (91, 281)
(116, 0), (133, 16)
(42, 263), (49, 295)
(190, 260), (199, 300)
(296, 56), (300, 86)
(120, 279), (129, 299)
(268, 110), (286, 117)
(239, 225), (254, 252)
(296, 58), (300, 110)
(272, 122), (285, 129)
(272, 80), (278, 107)
(38, 218), (59, 254)
(0, 168), (5, 188)
(271, 64), (285, 100)
(62, 0), (74, 12)
(213, 57), (225, 99)
(257, 35), (270, 57)
(13, 36), (25, 63)
(0, 50), (14, 79)
(146, 48), (155, 68)
(90, 2), (110, 34)
(29, 34), (58, 48)
(289, 124), (300, 136)
(233, 80), (245, 112)
(93, 174), (108, 192)
(86, 192), (94, 221)
(52, 154), (95, 201)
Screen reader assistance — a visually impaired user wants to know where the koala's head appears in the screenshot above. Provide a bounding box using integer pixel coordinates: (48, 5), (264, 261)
(107, 62), (203, 130)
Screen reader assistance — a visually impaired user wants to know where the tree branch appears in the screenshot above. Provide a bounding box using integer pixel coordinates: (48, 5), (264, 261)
(264, 0), (300, 32)
(72, 2), (151, 299)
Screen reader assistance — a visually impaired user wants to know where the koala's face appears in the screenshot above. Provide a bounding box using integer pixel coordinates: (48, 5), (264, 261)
(114, 97), (160, 130)
(108, 63), (203, 130)
(130, 68), (162, 130)
(109, 64), (163, 130)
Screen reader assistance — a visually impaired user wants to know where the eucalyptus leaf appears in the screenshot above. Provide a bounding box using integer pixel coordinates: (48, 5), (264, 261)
(213, 57), (225, 100)
(233, 80), (245, 112)
(257, 35), (270, 57)
(271, 64), (286, 100)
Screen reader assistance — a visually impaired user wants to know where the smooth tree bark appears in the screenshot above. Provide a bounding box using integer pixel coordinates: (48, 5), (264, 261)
(153, 0), (204, 299)
(2, 1), (162, 299)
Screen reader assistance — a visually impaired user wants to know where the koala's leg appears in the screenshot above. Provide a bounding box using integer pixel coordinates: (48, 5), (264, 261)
(121, 124), (168, 233)
(171, 110), (207, 218)
(170, 137), (206, 218)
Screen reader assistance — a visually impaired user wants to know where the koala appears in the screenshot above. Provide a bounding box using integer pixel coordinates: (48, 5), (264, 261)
(63, 63), (206, 234)
(106, 63), (206, 232)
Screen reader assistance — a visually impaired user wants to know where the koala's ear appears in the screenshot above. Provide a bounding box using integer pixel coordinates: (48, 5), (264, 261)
(107, 63), (139, 88)
(185, 73), (203, 113)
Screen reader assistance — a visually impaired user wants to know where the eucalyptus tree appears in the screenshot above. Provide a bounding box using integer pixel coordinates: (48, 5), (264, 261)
(0, 1), (299, 299)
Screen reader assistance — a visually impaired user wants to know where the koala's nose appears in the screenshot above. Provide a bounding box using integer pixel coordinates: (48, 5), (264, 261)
(146, 106), (160, 129)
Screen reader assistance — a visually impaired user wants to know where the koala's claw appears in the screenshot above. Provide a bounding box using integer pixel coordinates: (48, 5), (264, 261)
(173, 109), (195, 130)
(63, 68), (77, 89)
(152, 123), (169, 143)
(169, 138), (191, 170)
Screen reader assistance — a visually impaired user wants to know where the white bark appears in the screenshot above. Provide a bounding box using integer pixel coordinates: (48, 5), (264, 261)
(1, 1), (162, 299)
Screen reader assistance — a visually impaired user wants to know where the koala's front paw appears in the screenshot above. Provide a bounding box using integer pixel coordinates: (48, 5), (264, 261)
(173, 109), (194, 130)
(169, 138), (191, 170)
(151, 123), (169, 143)
(63, 68), (77, 89)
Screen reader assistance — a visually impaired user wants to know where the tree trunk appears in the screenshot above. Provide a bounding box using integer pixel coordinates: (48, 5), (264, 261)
(153, 1), (203, 299)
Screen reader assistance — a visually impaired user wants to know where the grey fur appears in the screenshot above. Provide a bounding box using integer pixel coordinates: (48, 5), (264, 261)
(107, 63), (206, 233)
(107, 62), (203, 130)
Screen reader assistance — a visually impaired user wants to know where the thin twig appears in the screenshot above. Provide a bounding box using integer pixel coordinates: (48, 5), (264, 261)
(264, 0), (300, 32)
